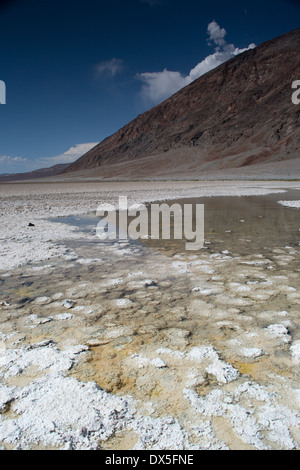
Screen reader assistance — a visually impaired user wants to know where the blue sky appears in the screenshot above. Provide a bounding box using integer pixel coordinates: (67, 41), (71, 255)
(0, 0), (299, 174)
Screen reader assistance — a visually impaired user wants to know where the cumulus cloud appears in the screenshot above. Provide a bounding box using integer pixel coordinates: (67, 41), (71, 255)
(137, 70), (187, 104)
(207, 20), (227, 47)
(95, 58), (124, 78)
(37, 142), (99, 166)
(137, 21), (256, 104)
(0, 155), (26, 165)
(0, 155), (27, 173)
(0, 143), (98, 174)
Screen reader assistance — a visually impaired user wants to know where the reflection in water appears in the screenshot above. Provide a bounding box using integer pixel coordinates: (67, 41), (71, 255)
(1, 191), (300, 449)
(51, 191), (300, 257)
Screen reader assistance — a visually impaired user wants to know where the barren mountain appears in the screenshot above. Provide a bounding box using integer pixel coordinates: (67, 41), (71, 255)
(0, 164), (69, 183)
(63, 27), (300, 180)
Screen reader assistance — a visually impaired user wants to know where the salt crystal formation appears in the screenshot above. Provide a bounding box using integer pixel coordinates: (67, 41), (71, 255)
(0, 182), (300, 449)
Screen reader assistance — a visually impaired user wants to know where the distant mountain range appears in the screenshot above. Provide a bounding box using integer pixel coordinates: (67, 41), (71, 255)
(0, 164), (69, 182)
(2, 27), (300, 182)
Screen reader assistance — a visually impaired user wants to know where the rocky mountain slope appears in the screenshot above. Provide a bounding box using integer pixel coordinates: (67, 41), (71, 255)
(63, 28), (300, 180)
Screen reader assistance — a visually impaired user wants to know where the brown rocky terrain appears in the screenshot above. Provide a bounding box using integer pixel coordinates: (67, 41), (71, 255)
(62, 27), (300, 180)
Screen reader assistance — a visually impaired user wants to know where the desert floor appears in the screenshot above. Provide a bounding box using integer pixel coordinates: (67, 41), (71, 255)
(0, 180), (300, 450)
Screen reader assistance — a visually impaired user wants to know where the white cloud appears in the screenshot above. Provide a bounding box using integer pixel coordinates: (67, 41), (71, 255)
(207, 20), (227, 47)
(137, 21), (256, 104)
(37, 142), (99, 166)
(0, 155), (28, 173)
(0, 155), (27, 165)
(95, 58), (124, 78)
(138, 70), (188, 104)
(0, 143), (98, 174)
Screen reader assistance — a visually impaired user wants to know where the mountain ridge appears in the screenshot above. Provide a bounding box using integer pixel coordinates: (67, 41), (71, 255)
(62, 27), (300, 179)
(0, 164), (70, 183)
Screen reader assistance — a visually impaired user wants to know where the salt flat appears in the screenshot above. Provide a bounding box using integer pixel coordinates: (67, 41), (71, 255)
(0, 180), (300, 450)
(0, 180), (298, 271)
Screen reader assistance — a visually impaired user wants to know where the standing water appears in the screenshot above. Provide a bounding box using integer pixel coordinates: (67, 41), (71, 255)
(0, 191), (300, 450)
